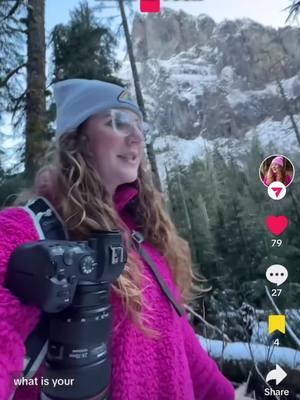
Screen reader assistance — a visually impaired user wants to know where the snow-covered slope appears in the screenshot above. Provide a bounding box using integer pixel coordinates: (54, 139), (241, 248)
(152, 115), (300, 182)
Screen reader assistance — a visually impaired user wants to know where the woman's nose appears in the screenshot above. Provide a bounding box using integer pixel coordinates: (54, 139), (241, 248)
(126, 125), (144, 143)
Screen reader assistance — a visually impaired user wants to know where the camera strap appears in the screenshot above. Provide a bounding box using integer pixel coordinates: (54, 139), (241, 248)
(24, 196), (69, 241)
(21, 197), (69, 379)
(8, 198), (69, 400)
(131, 231), (185, 317)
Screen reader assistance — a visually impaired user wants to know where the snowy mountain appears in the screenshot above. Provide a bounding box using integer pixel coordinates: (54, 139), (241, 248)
(119, 8), (300, 183)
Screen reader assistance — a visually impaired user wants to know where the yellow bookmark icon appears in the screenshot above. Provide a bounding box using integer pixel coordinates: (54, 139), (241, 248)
(268, 315), (286, 334)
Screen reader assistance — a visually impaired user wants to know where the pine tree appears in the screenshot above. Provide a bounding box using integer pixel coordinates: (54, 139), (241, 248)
(51, 1), (120, 83)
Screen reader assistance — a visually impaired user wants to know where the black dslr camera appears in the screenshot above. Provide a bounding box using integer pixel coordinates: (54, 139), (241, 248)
(5, 228), (127, 400)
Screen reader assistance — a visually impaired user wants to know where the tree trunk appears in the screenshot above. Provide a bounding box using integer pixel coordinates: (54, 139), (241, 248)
(117, 0), (162, 192)
(25, 0), (46, 179)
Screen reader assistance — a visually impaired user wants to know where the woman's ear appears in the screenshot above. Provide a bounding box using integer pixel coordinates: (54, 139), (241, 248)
(34, 169), (59, 208)
(80, 130), (94, 159)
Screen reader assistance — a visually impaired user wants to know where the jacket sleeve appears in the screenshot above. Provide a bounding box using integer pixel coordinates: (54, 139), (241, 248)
(0, 208), (41, 399)
(182, 315), (235, 400)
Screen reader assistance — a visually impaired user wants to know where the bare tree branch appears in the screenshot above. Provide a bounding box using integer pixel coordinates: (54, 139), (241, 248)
(116, 21), (123, 37)
(0, 63), (26, 88)
(285, 1), (300, 23)
(184, 304), (232, 342)
(3, 26), (27, 34)
(10, 90), (27, 120)
(0, 0), (24, 24)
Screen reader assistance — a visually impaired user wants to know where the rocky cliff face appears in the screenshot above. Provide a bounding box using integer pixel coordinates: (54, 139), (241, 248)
(120, 8), (300, 178)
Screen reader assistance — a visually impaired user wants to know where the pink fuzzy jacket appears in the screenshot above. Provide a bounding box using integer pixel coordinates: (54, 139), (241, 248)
(0, 183), (235, 400)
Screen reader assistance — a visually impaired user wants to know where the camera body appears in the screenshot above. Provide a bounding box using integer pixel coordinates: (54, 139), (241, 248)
(5, 231), (127, 400)
(6, 232), (127, 313)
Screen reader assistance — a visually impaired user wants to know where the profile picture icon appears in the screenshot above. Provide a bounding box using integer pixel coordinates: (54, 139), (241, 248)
(260, 155), (294, 188)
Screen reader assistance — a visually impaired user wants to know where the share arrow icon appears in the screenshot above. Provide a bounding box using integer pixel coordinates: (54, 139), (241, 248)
(266, 364), (287, 385)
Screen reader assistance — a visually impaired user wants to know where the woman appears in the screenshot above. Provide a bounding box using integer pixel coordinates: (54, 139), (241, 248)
(0, 79), (235, 400)
(263, 155), (292, 187)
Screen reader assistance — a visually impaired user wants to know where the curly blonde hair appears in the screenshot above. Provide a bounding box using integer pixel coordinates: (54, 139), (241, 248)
(14, 125), (204, 339)
(266, 163), (286, 185)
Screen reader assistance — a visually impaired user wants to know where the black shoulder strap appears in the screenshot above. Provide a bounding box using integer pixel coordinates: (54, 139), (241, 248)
(21, 198), (68, 377)
(24, 197), (69, 241)
(131, 231), (185, 317)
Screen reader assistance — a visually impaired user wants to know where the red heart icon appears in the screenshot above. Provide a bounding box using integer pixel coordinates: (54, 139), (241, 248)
(266, 216), (288, 236)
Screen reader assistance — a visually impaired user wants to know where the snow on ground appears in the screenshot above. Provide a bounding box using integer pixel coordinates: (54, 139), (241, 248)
(198, 335), (300, 368)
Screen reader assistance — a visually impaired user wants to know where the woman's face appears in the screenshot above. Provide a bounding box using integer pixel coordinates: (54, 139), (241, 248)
(85, 109), (145, 195)
(271, 163), (281, 174)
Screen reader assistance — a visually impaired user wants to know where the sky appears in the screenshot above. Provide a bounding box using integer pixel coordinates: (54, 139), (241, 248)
(44, 0), (296, 68)
(45, 0), (296, 34)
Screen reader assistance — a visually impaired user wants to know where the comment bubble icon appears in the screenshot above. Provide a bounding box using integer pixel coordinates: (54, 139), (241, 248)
(266, 265), (288, 286)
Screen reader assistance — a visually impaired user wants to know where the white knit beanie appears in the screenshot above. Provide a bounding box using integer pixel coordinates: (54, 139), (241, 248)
(53, 79), (142, 138)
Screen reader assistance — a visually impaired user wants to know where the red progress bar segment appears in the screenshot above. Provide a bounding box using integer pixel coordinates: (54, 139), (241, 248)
(140, 0), (160, 12)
